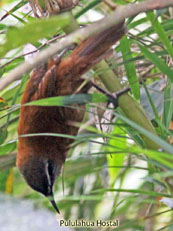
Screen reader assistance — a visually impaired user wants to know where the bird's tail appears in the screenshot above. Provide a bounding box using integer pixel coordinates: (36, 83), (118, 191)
(24, 22), (126, 102)
(57, 22), (126, 79)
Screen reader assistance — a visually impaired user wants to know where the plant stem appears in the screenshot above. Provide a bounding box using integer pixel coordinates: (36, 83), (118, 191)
(94, 60), (159, 149)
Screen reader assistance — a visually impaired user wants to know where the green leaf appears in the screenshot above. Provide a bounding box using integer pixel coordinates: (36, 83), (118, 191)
(0, 142), (17, 155)
(93, 188), (172, 198)
(142, 81), (160, 119)
(0, 13), (70, 57)
(75, 0), (102, 19)
(0, 170), (10, 192)
(114, 112), (173, 154)
(0, 127), (7, 145)
(147, 12), (173, 58)
(138, 18), (173, 38)
(25, 93), (108, 106)
(0, 0), (28, 21)
(138, 44), (173, 82)
(140, 79), (165, 121)
(107, 121), (126, 185)
(129, 146), (173, 169)
(128, 17), (148, 29)
(120, 35), (140, 99)
(162, 82), (173, 130)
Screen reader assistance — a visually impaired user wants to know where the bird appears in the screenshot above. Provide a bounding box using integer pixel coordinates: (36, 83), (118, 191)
(17, 22), (126, 213)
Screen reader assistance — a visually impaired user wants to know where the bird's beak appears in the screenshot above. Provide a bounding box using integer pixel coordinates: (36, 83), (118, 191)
(50, 198), (60, 214)
(48, 192), (60, 214)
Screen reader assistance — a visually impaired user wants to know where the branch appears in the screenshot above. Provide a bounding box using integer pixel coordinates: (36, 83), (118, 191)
(0, 0), (172, 91)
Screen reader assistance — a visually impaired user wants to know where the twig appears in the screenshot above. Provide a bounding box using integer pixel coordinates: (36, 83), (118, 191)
(0, 0), (172, 91)
(0, 34), (66, 69)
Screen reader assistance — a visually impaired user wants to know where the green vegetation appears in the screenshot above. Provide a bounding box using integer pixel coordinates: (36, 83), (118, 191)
(0, 0), (172, 230)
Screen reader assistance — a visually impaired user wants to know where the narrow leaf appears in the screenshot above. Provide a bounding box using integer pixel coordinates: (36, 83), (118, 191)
(147, 12), (173, 58)
(25, 93), (108, 106)
(138, 44), (173, 82)
(162, 83), (173, 129)
(120, 35), (140, 99)
(0, 13), (70, 57)
(107, 121), (126, 184)
(114, 112), (173, 154)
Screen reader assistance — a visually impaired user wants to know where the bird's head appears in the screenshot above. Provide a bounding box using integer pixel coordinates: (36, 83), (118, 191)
(18, 156), (62, 214)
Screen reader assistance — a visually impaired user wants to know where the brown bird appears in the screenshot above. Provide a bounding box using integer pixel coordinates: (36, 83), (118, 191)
(17, 23), (126, 213)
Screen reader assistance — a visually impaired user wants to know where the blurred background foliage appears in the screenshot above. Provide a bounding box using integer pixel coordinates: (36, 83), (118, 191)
(0, 0), (173, 230)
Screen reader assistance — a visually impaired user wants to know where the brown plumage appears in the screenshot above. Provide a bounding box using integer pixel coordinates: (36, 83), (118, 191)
(17, 23), (126, 213)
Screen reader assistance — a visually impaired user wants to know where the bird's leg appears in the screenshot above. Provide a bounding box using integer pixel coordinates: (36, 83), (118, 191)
(92, 82), (130, 109)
